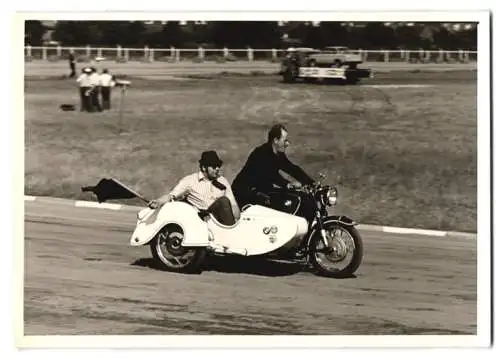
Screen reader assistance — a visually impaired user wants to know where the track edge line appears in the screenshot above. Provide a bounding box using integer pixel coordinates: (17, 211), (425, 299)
(24, 195), (477, 239)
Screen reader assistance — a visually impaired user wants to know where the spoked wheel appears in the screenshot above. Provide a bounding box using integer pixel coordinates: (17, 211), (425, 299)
(150, 224), (206, 273)
(308, 223), (364, 278)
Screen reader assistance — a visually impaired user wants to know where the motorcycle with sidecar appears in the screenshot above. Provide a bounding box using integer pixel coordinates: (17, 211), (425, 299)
(129, 174), (364, 278)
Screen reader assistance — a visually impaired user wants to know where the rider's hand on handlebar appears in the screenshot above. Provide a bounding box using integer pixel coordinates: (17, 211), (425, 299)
(286, 181), (302, 190)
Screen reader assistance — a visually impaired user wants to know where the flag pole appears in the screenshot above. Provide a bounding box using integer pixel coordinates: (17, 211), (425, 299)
(111, 178), (151, 203)
(118, 86), (126, 132)
(115, 80), (131, 133)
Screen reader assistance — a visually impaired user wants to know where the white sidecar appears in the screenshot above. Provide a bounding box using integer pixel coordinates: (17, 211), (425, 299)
(130, 201), (309, 260)
(83, 176), (363, 277)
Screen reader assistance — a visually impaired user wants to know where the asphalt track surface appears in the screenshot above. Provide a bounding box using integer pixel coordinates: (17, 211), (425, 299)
(24, 199), (477, 335)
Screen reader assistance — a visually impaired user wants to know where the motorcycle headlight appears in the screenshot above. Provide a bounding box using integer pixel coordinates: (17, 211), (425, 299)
(328, 187), (338, 206)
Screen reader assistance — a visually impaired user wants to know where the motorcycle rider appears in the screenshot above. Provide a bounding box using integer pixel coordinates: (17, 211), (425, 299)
(148, 151), (241, 225)
(231, 123), (315, 214)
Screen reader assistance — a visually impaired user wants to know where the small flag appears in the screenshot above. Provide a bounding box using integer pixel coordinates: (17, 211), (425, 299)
(81, 178), (149, 203)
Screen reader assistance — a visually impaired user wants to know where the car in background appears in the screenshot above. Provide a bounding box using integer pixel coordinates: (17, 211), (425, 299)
(279, 46), (372, 84)
(305, 46), (364, 68)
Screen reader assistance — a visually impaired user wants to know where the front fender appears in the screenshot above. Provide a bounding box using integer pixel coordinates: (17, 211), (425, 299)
(323, 215), (357, 227)
(306, 215), (357, 246)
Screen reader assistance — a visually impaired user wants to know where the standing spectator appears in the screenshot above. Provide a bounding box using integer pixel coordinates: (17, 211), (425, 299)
(89, 67), (102, 112)
(76, 67), (93, 112)
(68, 50), (76, 78)
(99, 69), (115, 110)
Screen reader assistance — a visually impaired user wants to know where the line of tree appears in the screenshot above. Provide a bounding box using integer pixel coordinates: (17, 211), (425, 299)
(24, 21), (478, 50)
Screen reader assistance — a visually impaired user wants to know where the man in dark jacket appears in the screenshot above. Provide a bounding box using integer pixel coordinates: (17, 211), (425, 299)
(232, 124), (315, 209)
(68, 50), (76, 78)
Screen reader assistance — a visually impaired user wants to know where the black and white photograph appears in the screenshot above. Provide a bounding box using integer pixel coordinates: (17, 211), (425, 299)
(11, 4), (492, 352)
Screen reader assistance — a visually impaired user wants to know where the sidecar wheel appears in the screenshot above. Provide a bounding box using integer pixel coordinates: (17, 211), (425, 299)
(150, 224), (206, 273)
(308, 224), (364, 278)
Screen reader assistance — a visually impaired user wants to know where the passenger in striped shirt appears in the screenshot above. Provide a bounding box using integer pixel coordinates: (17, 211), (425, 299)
(149, 151), (241, 225)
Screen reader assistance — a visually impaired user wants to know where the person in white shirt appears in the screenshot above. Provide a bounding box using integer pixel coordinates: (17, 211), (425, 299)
(148, 151), (241, 226)
(99, 69), (115, 110)
(76, 67), (93, 112)
(89, 67), (102, 112)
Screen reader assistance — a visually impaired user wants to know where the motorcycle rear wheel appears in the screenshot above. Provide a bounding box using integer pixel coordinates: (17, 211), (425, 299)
(150, 224), (206, 273)
(308, 223), (364, 278)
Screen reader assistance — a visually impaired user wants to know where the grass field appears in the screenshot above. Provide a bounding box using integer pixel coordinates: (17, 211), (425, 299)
(24, 70), (477, 232)
(24, 60), (477, 78)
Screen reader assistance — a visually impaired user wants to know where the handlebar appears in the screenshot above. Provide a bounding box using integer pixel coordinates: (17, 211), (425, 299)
(275, 171), (330, 194)
(290, 180), (327, 194)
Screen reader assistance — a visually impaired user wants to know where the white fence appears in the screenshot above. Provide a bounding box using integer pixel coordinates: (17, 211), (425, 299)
(24, 46), (478, 64)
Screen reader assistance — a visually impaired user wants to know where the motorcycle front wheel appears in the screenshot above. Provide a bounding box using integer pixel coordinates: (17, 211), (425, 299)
(308, 223), (364, 278)
(150, 224), (206, 273)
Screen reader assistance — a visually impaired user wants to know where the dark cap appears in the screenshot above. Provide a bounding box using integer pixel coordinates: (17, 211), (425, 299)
(199, 150), (223, 167)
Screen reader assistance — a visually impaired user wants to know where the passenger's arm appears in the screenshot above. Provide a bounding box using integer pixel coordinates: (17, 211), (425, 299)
(152, 176), (190, 207)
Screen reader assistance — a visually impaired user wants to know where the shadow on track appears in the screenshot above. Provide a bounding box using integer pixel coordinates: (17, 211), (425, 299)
(131, 256), (304, 277)
(130, 255), (357, 279)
